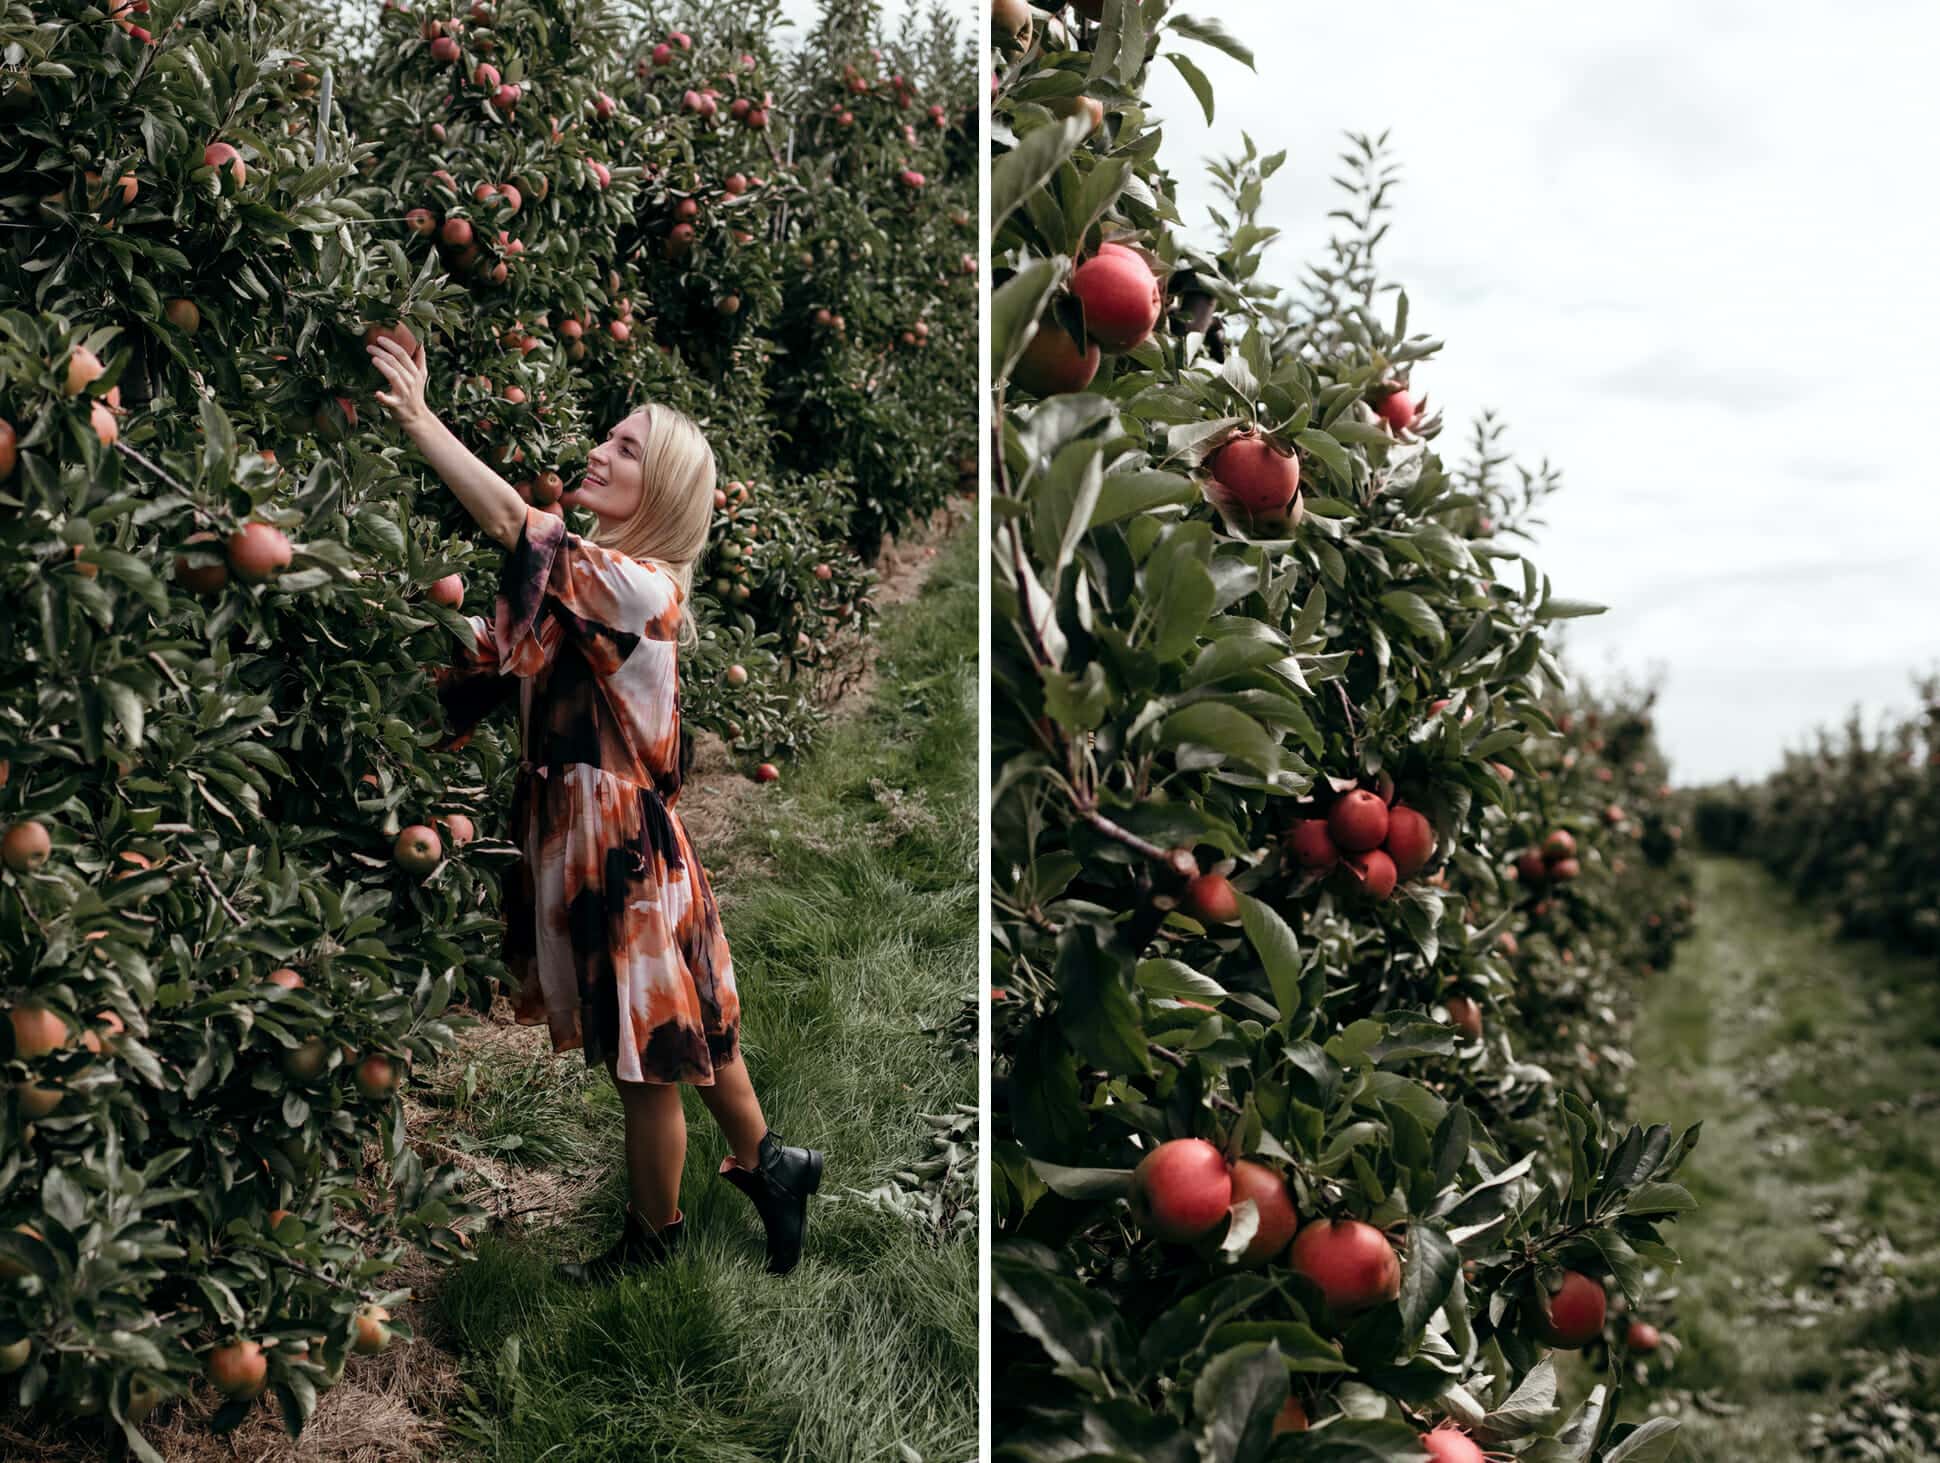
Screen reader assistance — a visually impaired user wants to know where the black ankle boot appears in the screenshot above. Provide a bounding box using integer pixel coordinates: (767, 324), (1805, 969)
(719, 1132), (824, 1275)
(554, 1206), (683, 1284)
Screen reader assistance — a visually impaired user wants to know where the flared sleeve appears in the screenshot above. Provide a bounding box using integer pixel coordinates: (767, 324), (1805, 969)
(494, 506), (682, 677)
(430, 504), (682, 752)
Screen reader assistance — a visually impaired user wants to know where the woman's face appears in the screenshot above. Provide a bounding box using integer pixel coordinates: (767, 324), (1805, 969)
(561, 408), (650, 523)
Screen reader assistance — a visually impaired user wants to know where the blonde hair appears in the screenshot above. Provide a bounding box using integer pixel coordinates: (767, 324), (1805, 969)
(588, 403), (716, 644)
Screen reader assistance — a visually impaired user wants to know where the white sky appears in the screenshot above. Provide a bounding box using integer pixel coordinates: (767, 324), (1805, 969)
(774, 0), (975, 45)
(1143, 1), (1940, 785)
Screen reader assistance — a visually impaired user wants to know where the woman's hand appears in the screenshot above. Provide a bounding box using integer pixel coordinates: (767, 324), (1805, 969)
(368, 335), (432, 430)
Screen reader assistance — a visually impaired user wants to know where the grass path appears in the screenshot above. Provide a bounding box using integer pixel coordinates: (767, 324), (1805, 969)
(426, 527), (979, 1462)
(1625, 855), (1940, 1458)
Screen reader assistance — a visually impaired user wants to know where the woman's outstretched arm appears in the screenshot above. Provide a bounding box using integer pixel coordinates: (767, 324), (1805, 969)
(367, 335), (527, 549)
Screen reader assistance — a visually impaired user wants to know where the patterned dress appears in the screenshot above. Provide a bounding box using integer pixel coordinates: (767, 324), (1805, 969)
(434, 505), (741, 1085)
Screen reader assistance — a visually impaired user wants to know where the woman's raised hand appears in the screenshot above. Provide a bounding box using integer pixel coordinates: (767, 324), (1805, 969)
(368, 335), (432, 430)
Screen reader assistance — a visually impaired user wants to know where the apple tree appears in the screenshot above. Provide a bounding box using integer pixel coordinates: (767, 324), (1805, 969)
(991, 4), (1699, 1457)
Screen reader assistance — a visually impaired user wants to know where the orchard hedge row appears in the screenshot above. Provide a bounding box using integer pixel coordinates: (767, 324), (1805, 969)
(0, 0), (970, 1455)
(989, 4), (1697, 1458)
(1693, 676), (1940, 955)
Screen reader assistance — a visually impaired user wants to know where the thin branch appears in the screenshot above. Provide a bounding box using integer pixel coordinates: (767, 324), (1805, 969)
(1147, 1043), (1243, 1115)
(188, 857), (246, 926)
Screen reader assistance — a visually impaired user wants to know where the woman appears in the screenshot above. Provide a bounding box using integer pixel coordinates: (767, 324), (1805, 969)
(366, 333), (823, 1279)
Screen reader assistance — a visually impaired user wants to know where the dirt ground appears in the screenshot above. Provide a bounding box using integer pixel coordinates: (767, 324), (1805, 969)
(0, 501), (967, 1463)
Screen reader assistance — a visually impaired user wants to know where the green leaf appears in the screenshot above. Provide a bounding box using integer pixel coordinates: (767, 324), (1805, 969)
(1168, 14), (1257, 69)
(1093, 469), (1196, 527)
(1235, 893), (1300, 1020)
(993, 258), (1070, 389)
(1166, 53), (1216, 125)
(1157, 702), (1281, 776)
(1602, 1419), (1682, 1463)
(993, 116), (1094, 231)
(1027, 1160), (1134, 1199)
(1191, 1343), (1286, 1463)
(1535, 597), (1607, 622)
(1379, 591), (1446, 646)
(1396, 1222), (1461, 1341)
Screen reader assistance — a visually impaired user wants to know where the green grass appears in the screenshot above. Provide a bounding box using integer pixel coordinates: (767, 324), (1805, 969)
(429, 528), (978, 1463)
(1621, 855), (1940, 1457)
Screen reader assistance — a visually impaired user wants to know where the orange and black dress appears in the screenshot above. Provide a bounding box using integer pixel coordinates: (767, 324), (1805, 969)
(433, 504), (741, 1085)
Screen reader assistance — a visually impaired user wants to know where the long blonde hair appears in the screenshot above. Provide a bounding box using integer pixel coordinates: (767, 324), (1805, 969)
(588, 403), (716, 644)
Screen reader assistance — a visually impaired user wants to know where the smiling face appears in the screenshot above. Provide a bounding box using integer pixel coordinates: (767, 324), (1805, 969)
(560, 408), (651, 524)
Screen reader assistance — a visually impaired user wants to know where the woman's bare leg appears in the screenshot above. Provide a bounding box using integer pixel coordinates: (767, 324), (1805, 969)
(695, 1054), (768, 1170)
(608, 1063), (686, 1231)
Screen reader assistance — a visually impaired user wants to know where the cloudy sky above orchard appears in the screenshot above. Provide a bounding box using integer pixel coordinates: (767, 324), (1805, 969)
(1141, 0), (1940, 784)
(774, 0), (976, 45)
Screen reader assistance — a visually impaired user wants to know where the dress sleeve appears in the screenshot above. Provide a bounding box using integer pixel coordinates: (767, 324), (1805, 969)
(495, 505), (682, 677)
(430, 614), (515, 752)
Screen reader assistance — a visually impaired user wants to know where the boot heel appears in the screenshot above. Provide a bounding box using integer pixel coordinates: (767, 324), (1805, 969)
(805, 1149), (825, 1194)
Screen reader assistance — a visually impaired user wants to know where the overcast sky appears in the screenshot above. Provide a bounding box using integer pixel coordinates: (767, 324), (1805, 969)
(773, 0), (973, 45)
(1143, 1), (1940, 785)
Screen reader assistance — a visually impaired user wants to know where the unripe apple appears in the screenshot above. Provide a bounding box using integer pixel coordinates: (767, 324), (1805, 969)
(1287, 1218), (1400, 1313)
(2, 821), (52, 874)
(1538, 1270), (1606, 1347)
(1227, 1159), (1297, 1266)
(280, 1034), (329, 1083)
(394, 824), (443, 876)
(725, 663), (749, 687)
(352, 1302), (393, 1355)
(1129, 1137), (1232, 1243)
(354, 1053), (398, 1101)
(206, 1340), (266, 1399)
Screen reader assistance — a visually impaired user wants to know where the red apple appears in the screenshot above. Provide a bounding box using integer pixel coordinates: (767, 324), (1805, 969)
(1327, 789), (1390, 853)
(1383, 804), (1436, 878)
(1129, 1137), (1232, 1243)
(1287, 818), (1338, 871)
(1287, 1218), (1400, 1314)
(1069, 242), (1162, 352)
(1538, 1270), (1607, 1348)
(1227, 1159), (1297, 1266)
